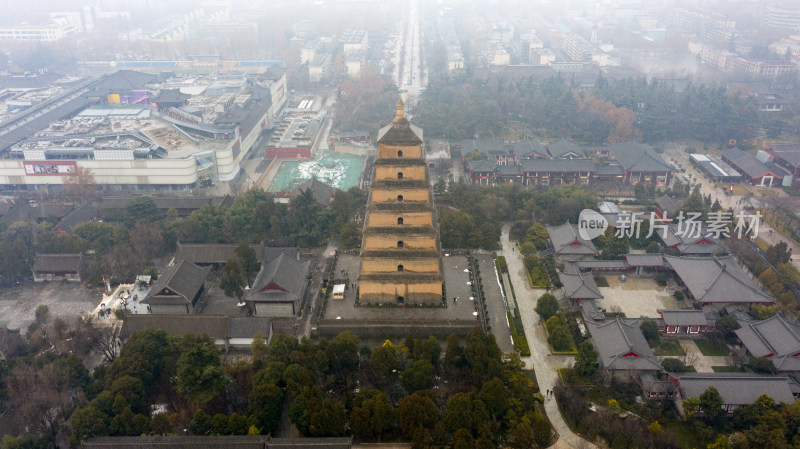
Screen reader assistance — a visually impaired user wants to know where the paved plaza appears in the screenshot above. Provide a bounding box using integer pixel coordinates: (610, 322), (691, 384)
(474, 254), (514, 353)
(0, 282), (102, 333)
(597, 276), (679, 318)
(323, 254), (479, 323)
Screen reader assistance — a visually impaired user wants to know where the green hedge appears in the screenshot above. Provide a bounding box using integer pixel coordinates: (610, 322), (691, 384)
(507, 311), (531, 356)
(517, 333), (531, 356)
(496, 256), (508, 273)
(594, 276), (609, 287)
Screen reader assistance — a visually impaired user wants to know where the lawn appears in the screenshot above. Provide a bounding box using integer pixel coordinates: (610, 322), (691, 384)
(653, 340), (685, 356)
(755, 237), (770, 252)
(694, 338), (731, 356)
(732, 184), (750, 196)
(715, 183), (749, 196)
(712, 366), (744, 373)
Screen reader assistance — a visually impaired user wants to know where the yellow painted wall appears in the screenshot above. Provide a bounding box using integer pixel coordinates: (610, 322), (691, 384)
(379, 144), (422, 159)
(371, 188), (429, 203)
(361, 258), (441, 273)
(363, 234), (437, 250)
(367, 211), (432, 227)
(358, 281), (442, 296)
(375, 165), (426, 181)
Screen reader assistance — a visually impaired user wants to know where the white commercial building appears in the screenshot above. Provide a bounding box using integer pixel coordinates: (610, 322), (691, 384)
(0, 22), (77, 41)
(0, 68), (288, 191)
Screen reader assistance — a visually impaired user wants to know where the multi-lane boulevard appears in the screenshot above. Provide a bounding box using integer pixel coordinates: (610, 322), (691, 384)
(392, 0), (426, 109)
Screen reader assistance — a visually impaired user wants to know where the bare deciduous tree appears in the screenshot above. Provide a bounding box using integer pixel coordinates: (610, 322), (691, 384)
(92, 323), (120, 363)
(7, 364), (74, 444)
(62, 167), (98, 201)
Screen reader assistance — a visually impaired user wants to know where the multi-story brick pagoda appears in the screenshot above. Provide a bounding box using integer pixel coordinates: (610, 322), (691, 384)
(357, 100), (443, 305)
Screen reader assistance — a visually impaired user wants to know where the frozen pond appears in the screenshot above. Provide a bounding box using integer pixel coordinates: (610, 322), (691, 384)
(268, 150), (364, 192)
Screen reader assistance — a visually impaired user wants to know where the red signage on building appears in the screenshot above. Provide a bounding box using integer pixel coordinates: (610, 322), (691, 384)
(23, 161), (78, 176)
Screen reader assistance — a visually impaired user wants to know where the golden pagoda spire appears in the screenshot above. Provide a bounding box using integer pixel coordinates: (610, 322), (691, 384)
(395, 99), (405, 121)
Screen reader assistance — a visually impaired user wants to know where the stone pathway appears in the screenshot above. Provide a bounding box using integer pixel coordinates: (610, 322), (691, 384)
(499, 225), (597, 449)
(678, 340), (731, 373)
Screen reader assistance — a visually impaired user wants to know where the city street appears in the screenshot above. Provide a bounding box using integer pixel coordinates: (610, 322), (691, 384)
(392, 0), (425, 108)
(664, 144), (800, 271)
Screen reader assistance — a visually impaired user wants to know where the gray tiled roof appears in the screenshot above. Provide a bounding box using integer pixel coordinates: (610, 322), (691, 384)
(624, 253), (665, 267)
(559, 271), (604, 299)
(547, 138), (583, 158)
(121, 315), (275, 342)
(664, 255), (774, 305)
(520, 158), (596, 173)
(121, 315), (229, 340)
(546, 221), (599, 256)
(497, 164), (521, 175)
(658, 309), (708, 326)
(262, 247), (300, 264)
(574, 259), (629, 270)
(1, 202), (74, 225)
(33, 253), (82, 272)
(460, 139), (507, 154)
(676, 373), (795, 406)
(511, 138), (548, 158)
(141, 260), (209, 306)
(92, 70), (158, 91)
(771, 143), (800, 168)
(249, 252), (310, 304)
(723, 148), (781, 179)
(468, 159), (495, 173)
(294, 178), (336, 207)
(227, 317), (274, 339)
(655, 196), (682, 217)
(607, 142), (673, 172)
(586, 318), (662, 371)
(595, 164), (626, 176)
(660, 224), (720, 255)
(53, 203), (97, 233)
(377, 115), (423, 145)
(581, 299), (606, 321)
(735, 315), (800, 371)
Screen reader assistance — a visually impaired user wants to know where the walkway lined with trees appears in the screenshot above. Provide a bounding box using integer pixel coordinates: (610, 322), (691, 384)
(499, 225), (597, 449)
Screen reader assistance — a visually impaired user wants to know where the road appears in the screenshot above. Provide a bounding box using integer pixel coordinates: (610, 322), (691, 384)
(392, 0), (425, 109)
(499, 225), (596, 449)
(298, 241), (338, 339)
(663, 144), (800, 271)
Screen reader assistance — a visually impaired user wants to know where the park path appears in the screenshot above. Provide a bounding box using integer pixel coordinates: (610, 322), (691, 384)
(499, 225), (596, 449)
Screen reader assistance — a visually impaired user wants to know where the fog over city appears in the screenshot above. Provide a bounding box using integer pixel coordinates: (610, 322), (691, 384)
(1, 0), (798, 82)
